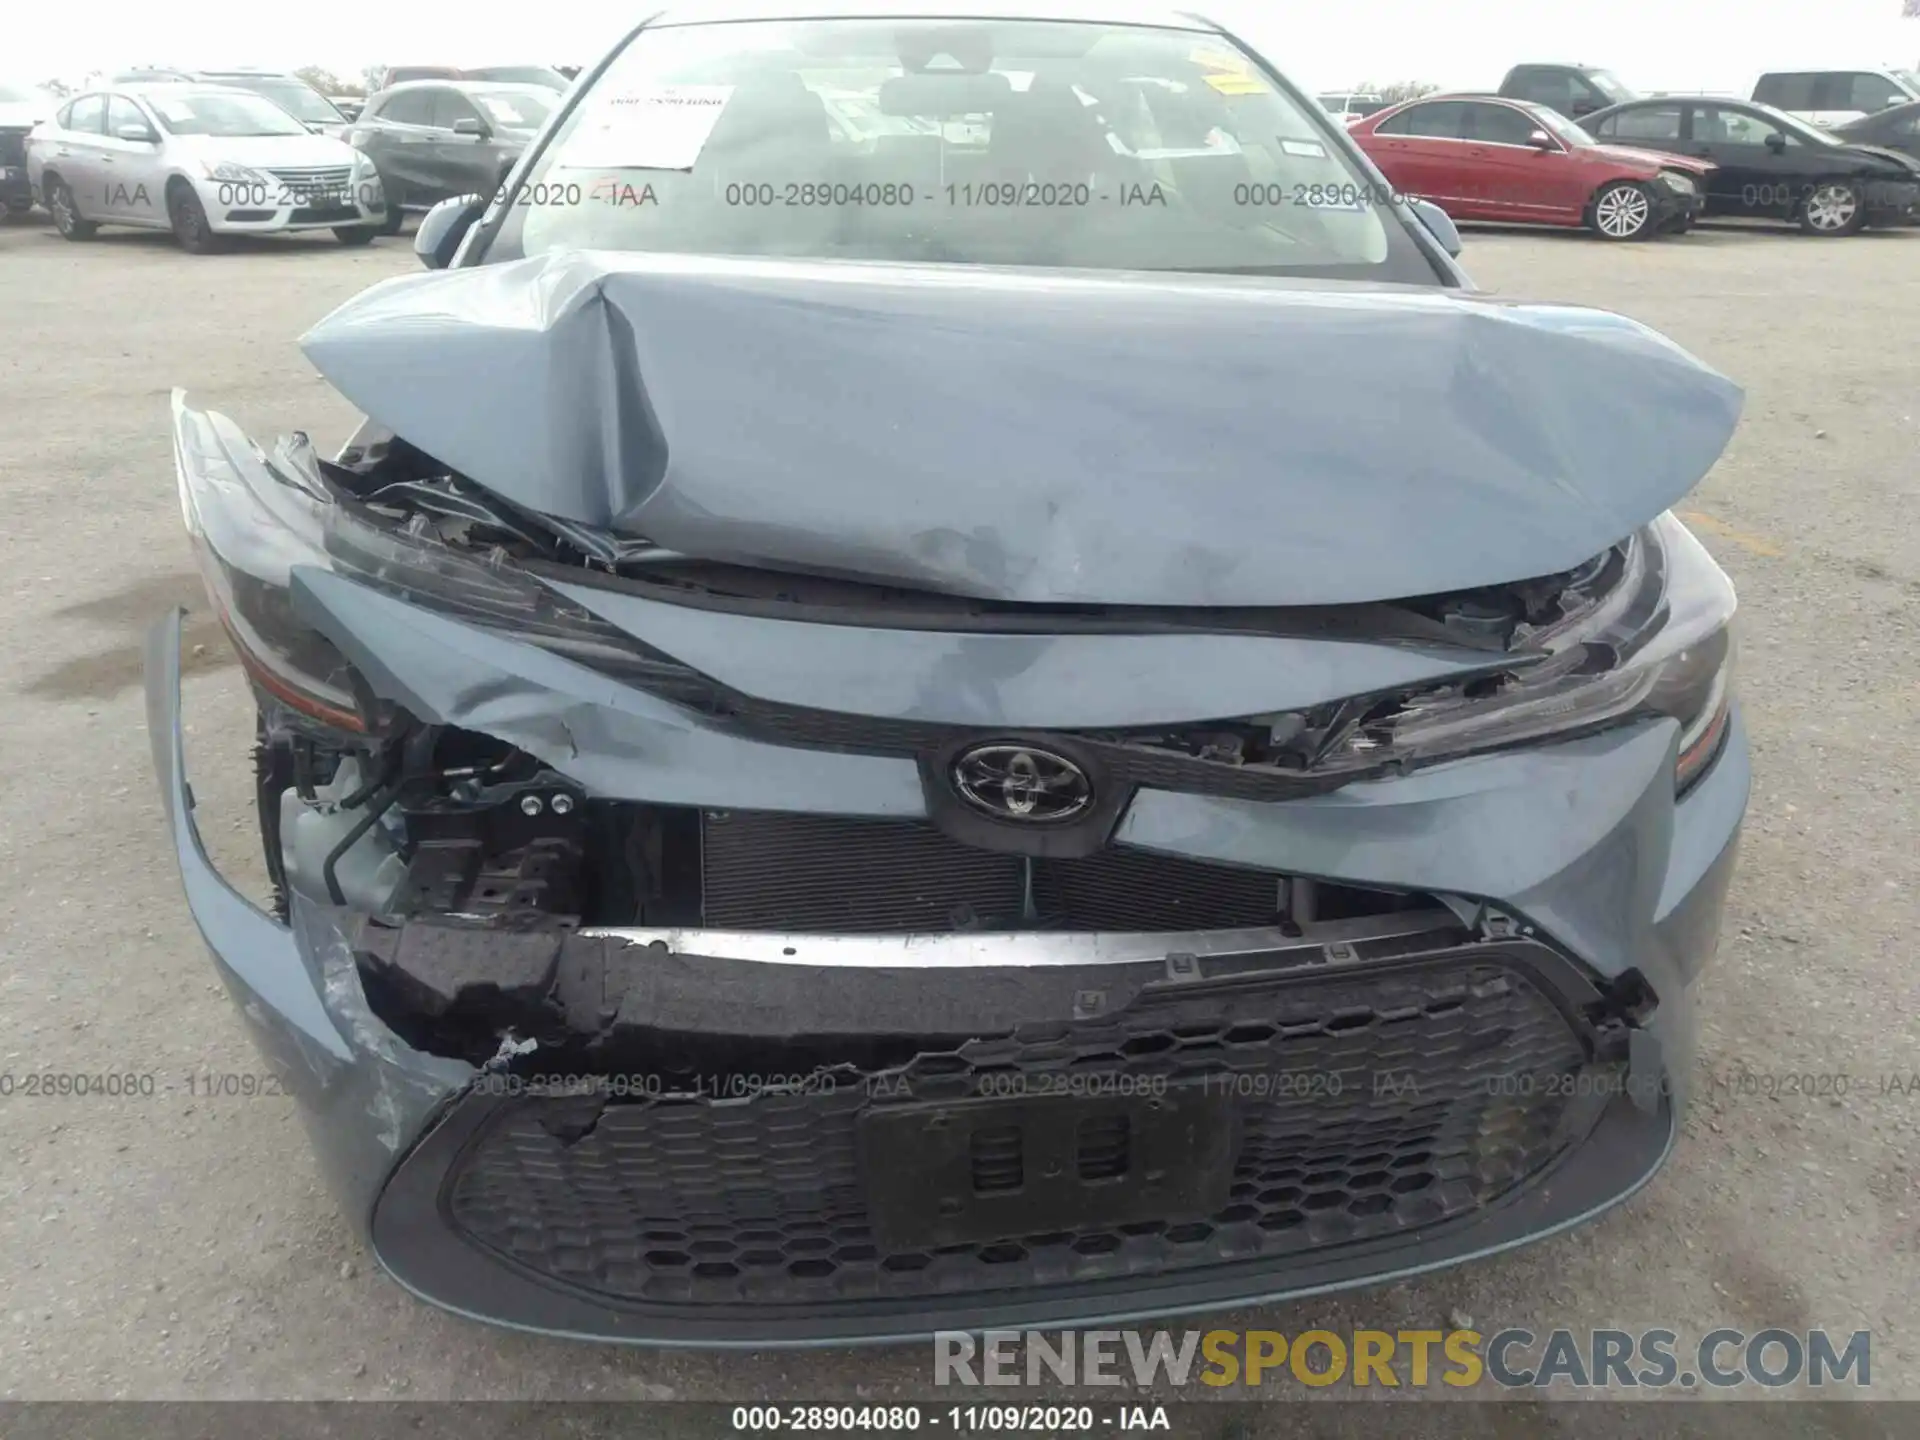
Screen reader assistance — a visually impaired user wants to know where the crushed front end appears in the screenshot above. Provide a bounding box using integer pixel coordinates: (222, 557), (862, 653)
(147, 257), (1747, 1343)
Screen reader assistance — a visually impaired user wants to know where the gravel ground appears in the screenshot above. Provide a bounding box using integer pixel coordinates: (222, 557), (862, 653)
(0, 212), (1916, 1421)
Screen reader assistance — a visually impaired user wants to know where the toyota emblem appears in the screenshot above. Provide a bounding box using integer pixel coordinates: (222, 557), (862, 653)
(950, 744), (1094, 824)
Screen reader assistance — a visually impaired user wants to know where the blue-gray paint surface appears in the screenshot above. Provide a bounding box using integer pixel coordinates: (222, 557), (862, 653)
(541, 577), (1508, 727)
(300, 250), (1743, 607)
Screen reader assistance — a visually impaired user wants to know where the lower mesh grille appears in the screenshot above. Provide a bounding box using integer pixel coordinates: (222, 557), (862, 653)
(699, 811), (1284, 932)
(441, 954), (1596, 1308)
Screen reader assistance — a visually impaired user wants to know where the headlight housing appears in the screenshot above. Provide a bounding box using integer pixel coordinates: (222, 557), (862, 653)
(1305, 513), (1735, 791)
(1657, 170), (1697, 195)
(172, 393), (690, 736)
(198, 160), (271, 185)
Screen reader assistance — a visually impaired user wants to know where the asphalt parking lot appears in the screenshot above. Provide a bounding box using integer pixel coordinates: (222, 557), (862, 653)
(1, 212), (1917, 1420)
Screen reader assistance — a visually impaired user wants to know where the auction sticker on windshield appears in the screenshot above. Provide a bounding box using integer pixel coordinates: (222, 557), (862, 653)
(560, 85), (734, 170)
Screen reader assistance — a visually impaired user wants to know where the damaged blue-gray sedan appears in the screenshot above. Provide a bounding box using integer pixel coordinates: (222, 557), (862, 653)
(146, 1), (1748, 1344)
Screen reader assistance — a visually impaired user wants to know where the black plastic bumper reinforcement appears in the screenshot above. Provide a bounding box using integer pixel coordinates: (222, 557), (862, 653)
(366, 922), (1672, 1342)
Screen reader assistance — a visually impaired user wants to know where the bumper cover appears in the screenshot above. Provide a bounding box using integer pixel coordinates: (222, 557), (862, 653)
(144, 597), (1744, 1343)
(370, 928), (1673, 1344)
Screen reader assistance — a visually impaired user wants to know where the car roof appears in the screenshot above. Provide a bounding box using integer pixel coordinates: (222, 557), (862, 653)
(376, 79), (557, 95)
(1594, 94), (1754, 106)
(647, 0), (1217, 30)
(1399, 92), (1536, 106)
(1758, 67), (1903, 77)
(115, 81), (263, 100)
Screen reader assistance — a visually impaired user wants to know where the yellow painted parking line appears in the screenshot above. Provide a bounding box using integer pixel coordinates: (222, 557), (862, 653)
(1677, 509), (1784, 557)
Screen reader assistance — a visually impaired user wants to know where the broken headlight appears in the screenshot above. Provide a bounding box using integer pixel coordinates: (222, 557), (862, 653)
(172, 393), (692, 734)
(1321, 513), (1736, 789)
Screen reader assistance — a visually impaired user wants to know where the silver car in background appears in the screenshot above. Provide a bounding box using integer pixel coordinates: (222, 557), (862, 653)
(27, 83), (385, 252)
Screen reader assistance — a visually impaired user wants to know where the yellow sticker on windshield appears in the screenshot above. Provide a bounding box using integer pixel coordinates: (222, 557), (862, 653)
(1204, 73), (1269, 95)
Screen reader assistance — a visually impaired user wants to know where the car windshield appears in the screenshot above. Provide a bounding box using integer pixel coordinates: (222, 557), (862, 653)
(470, 88), (555, 128)
(1533, 107), (1597, 146)
(1897, 70), (1920, 92)
(1585, 69), (1630, 102)
(211, 76), (341, 124)
(1745, 101), (1844, 147)
(146, 90), (313, 137)
(483, 16), (1442, 282)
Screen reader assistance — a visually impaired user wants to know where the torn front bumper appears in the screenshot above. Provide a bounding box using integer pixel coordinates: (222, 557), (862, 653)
(145, 589), (1746, 1344)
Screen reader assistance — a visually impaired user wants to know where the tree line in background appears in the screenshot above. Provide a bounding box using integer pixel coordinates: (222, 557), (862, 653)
(1360, 81), (1442, 102)
(32, 65), (379, 97)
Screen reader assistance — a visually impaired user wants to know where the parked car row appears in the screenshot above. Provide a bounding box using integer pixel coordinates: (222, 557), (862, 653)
(19, 68), (564, 252)
(17, 50), (1920, 254)
(1350, 86), (1920, 241)
(1494, 61), (1920, 130)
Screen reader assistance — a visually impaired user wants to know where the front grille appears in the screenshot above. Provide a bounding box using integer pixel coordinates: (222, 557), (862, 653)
(266, 165), (352, 189)
(705, 695), (1340, 803)
(698, 812), (1286, 932)
(0, 129), (27, 168)
(442, 954), (1596, 1308)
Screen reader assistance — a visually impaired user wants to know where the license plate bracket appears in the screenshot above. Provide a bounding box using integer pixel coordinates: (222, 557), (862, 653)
(859, 1080), (1234, 1251)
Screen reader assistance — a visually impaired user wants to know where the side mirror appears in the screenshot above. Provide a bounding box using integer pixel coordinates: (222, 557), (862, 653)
(1765, 131), (1787, 153)
(1526, 129), (1557, 150)
(1408, 196), (1462, 256)
(116, 123), (158, 144)
(452, 117), (490, 140)
(415, 193), (485, 270)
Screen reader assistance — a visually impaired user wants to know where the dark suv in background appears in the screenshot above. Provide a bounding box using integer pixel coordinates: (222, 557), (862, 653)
(348, 81), (557, 232)
(0, 82), (49, 219)
(1498, 63), (1639, 119)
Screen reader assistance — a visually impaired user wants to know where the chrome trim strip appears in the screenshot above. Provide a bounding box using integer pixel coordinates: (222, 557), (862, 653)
(581, 910), (1459, 969)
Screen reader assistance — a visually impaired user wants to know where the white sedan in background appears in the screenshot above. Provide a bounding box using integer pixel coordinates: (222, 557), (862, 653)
(27, 82), (386, 251)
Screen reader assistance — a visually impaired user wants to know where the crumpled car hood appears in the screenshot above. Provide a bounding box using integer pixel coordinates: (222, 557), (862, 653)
(301, 250), (1742, 608)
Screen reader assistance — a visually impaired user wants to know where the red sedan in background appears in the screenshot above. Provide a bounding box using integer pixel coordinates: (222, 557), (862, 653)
(1351, 95), (1714, 239)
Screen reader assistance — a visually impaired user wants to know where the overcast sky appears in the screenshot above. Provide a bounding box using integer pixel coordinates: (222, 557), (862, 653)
(10, 0), (1919, 96)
